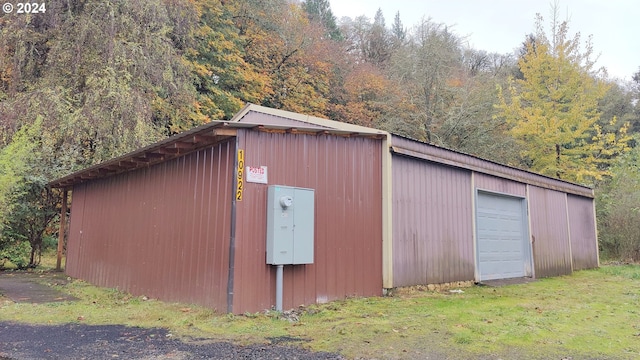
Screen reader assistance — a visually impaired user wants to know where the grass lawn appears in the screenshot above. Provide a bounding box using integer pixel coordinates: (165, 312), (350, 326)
(1, 263), (639, 359)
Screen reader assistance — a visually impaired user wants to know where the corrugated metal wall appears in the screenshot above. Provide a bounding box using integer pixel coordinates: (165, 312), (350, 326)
(66, 140), (234, 310)
(391, 135), (593, 198)
(528, 186), (572, 277)
(391, 155), (474, 287)
(567, 195), (599, 270)
(474, 173), (526, 197)
(232, 129), (383, 313)
(391, 135), (597, 284)
(65, 185), (86, 277)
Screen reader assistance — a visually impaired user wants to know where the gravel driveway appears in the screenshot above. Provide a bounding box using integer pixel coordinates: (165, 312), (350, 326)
(0, 322), (344, 360)
(0, 272), (343, 360)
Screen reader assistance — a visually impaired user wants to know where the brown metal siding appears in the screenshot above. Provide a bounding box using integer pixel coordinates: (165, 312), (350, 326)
(474, 173), (526, 197)
(528, 186), (572, 277)
(391, 135), (592, 198)
(567, 195), (598, 270)
(391, 155), (475, 287)
(65, 141), (234, 310)
(232, 129), (383, 313)
(66, 184), (86, 277)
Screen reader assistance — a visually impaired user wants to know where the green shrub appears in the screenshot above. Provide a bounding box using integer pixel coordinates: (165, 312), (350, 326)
(0, 241), (31, 269)
(597, 143), (640, 261)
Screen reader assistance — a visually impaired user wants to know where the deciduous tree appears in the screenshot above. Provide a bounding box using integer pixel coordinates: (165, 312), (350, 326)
(0, 117), (58, 268)
(387, 19), (462, 143)
(188, 0), (268, 120)
(496, 13), (629, 184)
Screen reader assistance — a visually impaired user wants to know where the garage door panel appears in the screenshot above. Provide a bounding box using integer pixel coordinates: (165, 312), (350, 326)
(477, 192), (528, 281)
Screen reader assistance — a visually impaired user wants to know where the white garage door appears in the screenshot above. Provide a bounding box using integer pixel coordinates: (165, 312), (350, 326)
(476, 192), (528, 281)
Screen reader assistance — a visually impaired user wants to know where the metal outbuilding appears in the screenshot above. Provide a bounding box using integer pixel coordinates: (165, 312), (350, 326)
(51, 104), (599, 313)
(51, 105), (386, 313)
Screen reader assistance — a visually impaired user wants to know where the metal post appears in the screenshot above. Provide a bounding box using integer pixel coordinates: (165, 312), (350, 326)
(276, 264), (284, 311)
(56, 189), (68, 271)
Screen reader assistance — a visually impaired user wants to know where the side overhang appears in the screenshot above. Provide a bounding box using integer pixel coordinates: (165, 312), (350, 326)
(49, 118), (389, 312)
(49, 122), (240, 189)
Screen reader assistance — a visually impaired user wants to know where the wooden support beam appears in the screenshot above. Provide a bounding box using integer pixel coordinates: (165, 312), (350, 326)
(192, 134), (216, 143)
(256, 127), (286, 134)
(104, 164), (122, 170)
(132, 156), (152, 163)
(157, 147), (180, 154)
(286, 128), (318, 136)
(56, 189), (68, 271)
(145, 152), (166, 159)
(87, 168), (111, 177)
(118, 160), (137, 167)
(212, 128), (237, 137)
(172, 141), (194, 149)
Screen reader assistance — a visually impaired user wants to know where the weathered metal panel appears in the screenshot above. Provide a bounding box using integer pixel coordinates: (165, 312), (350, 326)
(66, 184), (86, 277)
(392, 155), (475, 287)
(567, 195), (599, 270)
(391, 135), (593, 198)
(234, 111), (331, 130)
(474, 173), (526, 197)
(232, 129), (383, 313)
(528, 186), (572, 277)
(65, 140), (234, 311)
(230, 104), (387, 136)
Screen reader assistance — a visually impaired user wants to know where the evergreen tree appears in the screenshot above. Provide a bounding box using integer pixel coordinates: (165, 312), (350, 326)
(302, 0), (342, 40)
(391, 11), (406, 46)
(365, 9), (390, 66)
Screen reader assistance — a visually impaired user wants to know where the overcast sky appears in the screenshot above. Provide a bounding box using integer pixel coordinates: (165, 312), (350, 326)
(329, 0), (638, 81)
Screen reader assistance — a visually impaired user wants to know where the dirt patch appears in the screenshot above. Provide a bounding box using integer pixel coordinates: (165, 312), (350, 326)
(0, 271), (77, 303)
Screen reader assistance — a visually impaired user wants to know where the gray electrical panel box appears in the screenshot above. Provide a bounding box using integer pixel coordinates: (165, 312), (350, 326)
(266, 185), (315, 265)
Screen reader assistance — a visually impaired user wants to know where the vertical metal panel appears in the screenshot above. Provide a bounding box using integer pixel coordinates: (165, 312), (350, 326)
(66, 184), (86, 277)
(65, 140), (234, 311)
(528, 186), (572, 277)
(56, 190), (68, 270)
(474, 173), (526, 197)
(391, 155), (474, 287)
(567, 195), (598, 270)
(232, 129), (383, 313)
(390, 135), (593, 198)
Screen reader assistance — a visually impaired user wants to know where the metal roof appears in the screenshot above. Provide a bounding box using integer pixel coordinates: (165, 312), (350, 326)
(49, 115), (385, 188)
(237, 105), (593, 195)
(389, 134), (594, 198)
(50, 103), (594, 195)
